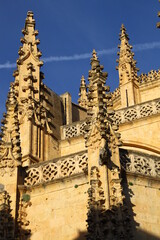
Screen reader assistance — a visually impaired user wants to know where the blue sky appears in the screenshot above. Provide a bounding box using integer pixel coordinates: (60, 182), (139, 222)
(0, 0), (160, 120)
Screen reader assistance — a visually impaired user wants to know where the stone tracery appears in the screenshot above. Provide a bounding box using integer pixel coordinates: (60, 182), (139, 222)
(24, 152), (88, 186)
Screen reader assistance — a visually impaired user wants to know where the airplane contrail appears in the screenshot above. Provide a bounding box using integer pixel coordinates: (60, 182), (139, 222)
(0, 62), (16, 69)
(0, 41), (160, 69)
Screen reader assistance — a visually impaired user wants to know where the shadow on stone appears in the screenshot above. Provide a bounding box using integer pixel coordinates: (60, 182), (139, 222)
(0, 190), (31, 240)
(73, 230), (87, 240)
(74, 158), (160, 240)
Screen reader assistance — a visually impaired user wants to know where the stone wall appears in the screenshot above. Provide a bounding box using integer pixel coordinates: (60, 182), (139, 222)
(19, 174), (88, 240)
(124, 174), (160, 239)
(120, 149), (160, 239)
(72, 103), (87, 123)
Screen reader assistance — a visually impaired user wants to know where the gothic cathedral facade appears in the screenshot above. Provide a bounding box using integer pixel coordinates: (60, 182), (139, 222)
(0, 11), (160, 240)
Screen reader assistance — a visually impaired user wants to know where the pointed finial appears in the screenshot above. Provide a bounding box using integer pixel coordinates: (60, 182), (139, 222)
(120, 24), (129, 40)
(157, 11), (160, 28)
(90, 49), (100, 69)
(80, 75), (86, 87)
(27, 10), (34, 16)
(6, 83), (16, 106)
(157, 1), (160, 28)
(92, 49), (98, 60)
(117, 24), (139, 85)
(25, 11), (35, 28)
(117, 23), (133, 56)
(13, 11), (43, 105)
(78, 75), (87, 108)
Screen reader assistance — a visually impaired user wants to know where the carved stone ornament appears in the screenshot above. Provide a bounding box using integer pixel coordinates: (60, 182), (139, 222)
(0, 132), (21, 177)
(86, 166), (106, 240)
(120, 149), (160, 178)
(62, 121), (87, 139)
(114, 98), (160, 125)
(138, 69), (160, 85)
(24, 152), (88, 186)
(86, 120), (103, 151)
(17, 191), (32, 238)
(0, 191), (14, 239)
(110, 167), (124, 206)
(19, 99), (53, 135)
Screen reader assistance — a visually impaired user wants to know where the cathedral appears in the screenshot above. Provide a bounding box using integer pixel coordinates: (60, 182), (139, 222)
(0, 11), (160, 240)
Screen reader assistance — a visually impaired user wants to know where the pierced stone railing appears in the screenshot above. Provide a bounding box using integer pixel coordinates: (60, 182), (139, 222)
(120, 150), (160, 178)
(138, 69), (160, 85)
(24, 151), (88, 187)
(61, 121), (87, 140)
(111, 87), (120, 101)
(114, 98), (160, 125)
(61, 99), (160, 139)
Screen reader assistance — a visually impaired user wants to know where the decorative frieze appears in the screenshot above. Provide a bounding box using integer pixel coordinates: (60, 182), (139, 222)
(61, 121), (87, 139)
(120, 150), (160, 178)
(114, 98), (160, 125)
(24, 152), (88, 186)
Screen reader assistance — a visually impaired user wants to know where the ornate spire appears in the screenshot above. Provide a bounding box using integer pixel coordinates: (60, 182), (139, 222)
(116, 24), (140, 107)
(78, 75), (88, 108)
(86, 49), (121, 146)
(87, 49), (109, 136)
(9, 11), (55, 166)
(117, 24), (139, 85)
(84, 49), (122, 160)
(119, 24), (129, 40)
(0, 83), (21, 176)
(13, 11), (43, 104)
(13, 11), (53, 134)
(17, 11), (43, 65)
(85, 51), (126, 240)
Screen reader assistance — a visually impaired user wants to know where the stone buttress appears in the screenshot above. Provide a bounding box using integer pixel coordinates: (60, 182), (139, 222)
(85, 50), (132, 239)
